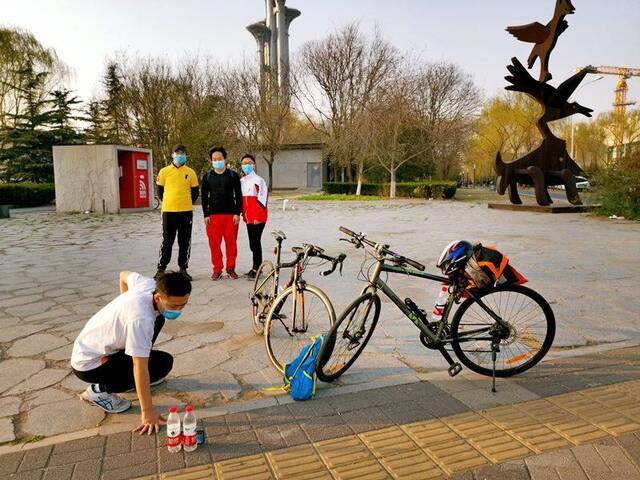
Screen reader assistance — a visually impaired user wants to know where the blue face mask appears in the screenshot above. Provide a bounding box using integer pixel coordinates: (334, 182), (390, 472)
(174, 155), (186, 166)
(242, 164), (254, 175)
(163, 309), (182, 320)
(212, 160), (225, 170)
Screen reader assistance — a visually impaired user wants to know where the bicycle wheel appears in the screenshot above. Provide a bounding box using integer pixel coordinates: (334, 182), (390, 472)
(451, 284), (555, 377)
(264, 284), (336, 372)
(316, 292), (381, 382)
(250, 261), (275, 336)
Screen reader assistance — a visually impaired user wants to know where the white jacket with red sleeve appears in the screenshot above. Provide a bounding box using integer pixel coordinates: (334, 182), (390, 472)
(241, 171), (268, 224)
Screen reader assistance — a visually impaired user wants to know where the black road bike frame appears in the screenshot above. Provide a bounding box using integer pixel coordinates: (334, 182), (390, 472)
(363, 250), (510, 348)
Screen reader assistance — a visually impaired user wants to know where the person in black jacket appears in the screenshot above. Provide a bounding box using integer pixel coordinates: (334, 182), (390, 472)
(201, 146), (242, 280)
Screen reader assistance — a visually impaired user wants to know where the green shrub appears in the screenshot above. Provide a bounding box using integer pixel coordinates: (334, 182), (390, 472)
(595, 153), (640, 220)
(0, 183), (55, 207)
(322, 181), (457, 199)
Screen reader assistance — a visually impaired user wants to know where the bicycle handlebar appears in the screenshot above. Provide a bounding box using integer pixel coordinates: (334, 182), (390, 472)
(338, 226), (426, 271)
(284, 245), (346, 274)
(319, 253), (347, 276)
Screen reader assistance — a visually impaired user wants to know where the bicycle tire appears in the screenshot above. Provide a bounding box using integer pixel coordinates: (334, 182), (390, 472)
(264, 284), (336, 373)
(250, 260), (275, 336)
(451, 284), (555, 378)
(316, 292), (381, 382)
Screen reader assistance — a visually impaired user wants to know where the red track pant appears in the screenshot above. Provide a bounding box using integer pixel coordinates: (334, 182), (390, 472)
(206, 214), (239, 273)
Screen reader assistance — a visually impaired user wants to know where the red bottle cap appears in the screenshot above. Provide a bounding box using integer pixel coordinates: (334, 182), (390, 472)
(185, 405), (193, 413)
(169, 406), (178, 413)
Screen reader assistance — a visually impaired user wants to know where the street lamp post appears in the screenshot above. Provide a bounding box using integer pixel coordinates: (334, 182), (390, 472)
(570, 75), (604, 159)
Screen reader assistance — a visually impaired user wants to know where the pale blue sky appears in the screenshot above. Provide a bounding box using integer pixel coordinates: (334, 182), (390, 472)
(3, 0), (639, 115)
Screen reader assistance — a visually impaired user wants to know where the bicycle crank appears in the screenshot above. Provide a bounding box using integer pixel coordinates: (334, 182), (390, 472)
(439, 346), (463, 377)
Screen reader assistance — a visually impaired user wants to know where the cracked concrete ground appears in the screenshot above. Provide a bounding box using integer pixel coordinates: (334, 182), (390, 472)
(1, 199), (639, 445)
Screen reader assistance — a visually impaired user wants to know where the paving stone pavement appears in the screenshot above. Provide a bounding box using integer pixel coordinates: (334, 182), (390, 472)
(0, 345), (639, 479)
(0, 200), (639, 445)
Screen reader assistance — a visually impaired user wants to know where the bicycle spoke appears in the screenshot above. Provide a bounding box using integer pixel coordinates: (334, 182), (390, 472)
(321, 297), (376, 377)
(267, 288), (332, 371)
(455, 288), (551, 372)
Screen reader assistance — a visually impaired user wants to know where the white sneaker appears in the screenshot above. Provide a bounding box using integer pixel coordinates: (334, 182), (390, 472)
(80, 385), (132, 413)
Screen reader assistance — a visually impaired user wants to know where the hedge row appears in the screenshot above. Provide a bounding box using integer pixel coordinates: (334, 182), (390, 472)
(323, 181), (457, 199)
(0, 183), (55, 207)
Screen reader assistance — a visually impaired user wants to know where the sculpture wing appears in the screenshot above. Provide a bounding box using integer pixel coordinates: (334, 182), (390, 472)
(506, 22), (550, 43)
(555, 68), (589, 102)
(504, 57), (543, 101)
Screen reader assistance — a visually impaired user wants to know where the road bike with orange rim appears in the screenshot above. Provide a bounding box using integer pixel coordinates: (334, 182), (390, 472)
(263, 242), (346, 372)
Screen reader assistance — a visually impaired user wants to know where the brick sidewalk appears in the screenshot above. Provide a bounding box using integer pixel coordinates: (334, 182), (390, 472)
(1, 345), (640, 480)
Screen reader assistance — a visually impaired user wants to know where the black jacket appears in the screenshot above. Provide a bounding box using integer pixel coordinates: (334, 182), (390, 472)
(201, 168), (242, 217)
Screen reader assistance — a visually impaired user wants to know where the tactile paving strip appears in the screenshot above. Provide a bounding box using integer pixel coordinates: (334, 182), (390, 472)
(443, 411), (533, 463)
(402, 419), (489, 474)
(548, 391), (640, 435)
(360, 426), (444, 479)
(266, 445), (330, 480)
(516, 398), (610, 444)
(162, 465), (215, 479)
(215, 454), (273, 480)
(480, 404), (572, 452)
(141, 381), (640, 480)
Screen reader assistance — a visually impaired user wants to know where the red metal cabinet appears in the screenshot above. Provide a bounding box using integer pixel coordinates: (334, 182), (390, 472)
(118, 151), (150, 208)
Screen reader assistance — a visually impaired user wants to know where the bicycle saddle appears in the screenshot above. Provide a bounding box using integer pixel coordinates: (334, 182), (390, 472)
(271, 230), (286, 241)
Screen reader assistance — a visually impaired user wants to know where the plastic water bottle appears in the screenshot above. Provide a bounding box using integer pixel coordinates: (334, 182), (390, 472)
(167, 406), (181, 453)
(182, 405), (198, 452)
(432, 285), (448, 322)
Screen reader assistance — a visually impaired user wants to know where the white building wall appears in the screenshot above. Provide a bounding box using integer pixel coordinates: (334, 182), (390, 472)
(255, 148), (323, 189)
(53, 145), (120, 213)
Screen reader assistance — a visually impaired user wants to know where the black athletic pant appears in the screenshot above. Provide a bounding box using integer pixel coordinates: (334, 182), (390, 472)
(246, 222), (266, 271)
(158, 211), (193, 270)
(72, 315), (173, 393)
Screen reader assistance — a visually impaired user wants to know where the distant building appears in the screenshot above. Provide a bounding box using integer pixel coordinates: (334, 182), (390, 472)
(255, 143), (325, 190)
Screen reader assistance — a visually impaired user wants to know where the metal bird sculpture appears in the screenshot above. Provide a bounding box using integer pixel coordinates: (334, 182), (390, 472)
(506, 0), (575, 82)
(504, 57), (593, 125)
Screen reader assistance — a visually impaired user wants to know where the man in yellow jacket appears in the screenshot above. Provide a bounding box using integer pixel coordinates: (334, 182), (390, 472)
(155, 145), (199, 281)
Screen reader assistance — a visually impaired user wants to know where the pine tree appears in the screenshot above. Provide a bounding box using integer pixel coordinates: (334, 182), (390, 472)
(49, 89), (84, 145)
(0, 63), (83, 182)
(84, 99), (108, 144)
(102, 61), (125, 143)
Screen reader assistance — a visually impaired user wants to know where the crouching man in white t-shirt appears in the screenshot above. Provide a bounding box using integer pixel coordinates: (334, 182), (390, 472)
(71, 271), (191, 435)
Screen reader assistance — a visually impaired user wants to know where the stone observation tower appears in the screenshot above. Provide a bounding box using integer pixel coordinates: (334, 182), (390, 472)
(246, 0), (300, 101)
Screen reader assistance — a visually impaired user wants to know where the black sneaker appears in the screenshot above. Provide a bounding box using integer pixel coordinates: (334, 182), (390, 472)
(179, 268), (193, 281)
(245, 269), (257, 279)
(154, 268), (166, 281)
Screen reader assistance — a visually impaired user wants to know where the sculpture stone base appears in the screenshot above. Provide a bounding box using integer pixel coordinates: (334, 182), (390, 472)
(487, 203), (598, 214)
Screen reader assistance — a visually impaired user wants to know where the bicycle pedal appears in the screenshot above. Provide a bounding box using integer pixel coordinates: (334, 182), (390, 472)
(448, 363), (462, 377)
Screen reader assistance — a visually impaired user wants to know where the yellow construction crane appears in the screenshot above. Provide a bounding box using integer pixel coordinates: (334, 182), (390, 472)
(583, 65), (640, 114)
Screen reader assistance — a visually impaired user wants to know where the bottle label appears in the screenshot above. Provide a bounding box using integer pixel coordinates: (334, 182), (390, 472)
(167, 434), (181, 447)
(183, 434), (197, 446)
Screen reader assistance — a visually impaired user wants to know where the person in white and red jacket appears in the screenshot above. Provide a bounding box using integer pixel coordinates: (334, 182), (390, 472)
(240, 154), (268, 279)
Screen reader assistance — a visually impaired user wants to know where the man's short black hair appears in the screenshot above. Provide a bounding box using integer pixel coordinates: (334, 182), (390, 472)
(172, 144), (187, 154)
(208, 146), (227, 159)
(155, 271), (192, 297)
(241, 153), (256, 163)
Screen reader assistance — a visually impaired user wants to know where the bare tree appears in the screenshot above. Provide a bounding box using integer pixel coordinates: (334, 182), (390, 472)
(295, 23), (401, 194)
(220, 64), (290, 189)
(360, 80), (430, 198)
(411, 62), (482, 179)
(98, 55), (227, 174)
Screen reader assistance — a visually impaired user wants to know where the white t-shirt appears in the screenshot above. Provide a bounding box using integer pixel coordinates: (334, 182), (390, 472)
(71, 273), (158, 371)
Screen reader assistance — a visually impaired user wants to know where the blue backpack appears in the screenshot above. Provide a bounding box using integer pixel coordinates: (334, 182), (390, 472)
(283, 335), (324, 401)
